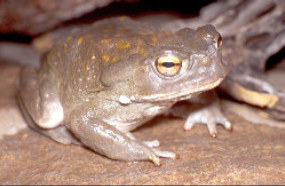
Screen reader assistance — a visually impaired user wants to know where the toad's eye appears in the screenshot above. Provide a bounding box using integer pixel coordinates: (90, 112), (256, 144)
(155, 55), (182, 77)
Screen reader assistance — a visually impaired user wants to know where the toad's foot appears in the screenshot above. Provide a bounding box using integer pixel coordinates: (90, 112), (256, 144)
(150, 147), (177, 161)
(184, 104), (232, 137)
(141, 144), (177, 166)
(126, 132), (177, 165)
(168, 91), (232, 137)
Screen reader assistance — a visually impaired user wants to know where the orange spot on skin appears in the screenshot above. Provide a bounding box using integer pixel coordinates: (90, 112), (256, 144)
(100, 39), (112, 43)
(56, 51), (61, 58)
(102, 55), (110, 62)
(140, 47), (146, 54)
(137, 40), (143, 45)
(115, 41), (130, 49)
(66, 36), (73, 41)
(142, 89), (151, 95)
(77, 37), (83, 45)
(112, 57), (117, 62)
(91, 55), (96, 60)
(164, 31), (172, 35)
(152, 37), (158, 43)
(85, 65), (90, 71)
(137, 40), (146, 54)
(74, 57), (78, 63)
(115, 33), (125, 37)
(139, 32), (148, 36)
(119, 16), (127, 21)
(150, 37), (158, 45)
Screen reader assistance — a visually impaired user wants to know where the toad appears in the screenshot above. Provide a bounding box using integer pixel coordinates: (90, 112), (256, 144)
(19, 17), (230, 166)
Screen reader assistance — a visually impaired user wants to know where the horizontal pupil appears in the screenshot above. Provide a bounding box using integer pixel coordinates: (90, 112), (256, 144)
(161, 62), (175, 68)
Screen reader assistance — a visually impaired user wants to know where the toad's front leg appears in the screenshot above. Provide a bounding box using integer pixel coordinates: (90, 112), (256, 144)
(67, 109), (176, 166)
(169, 90), (232, 137)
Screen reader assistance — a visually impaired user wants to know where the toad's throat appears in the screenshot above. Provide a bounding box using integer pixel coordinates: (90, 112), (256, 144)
(135, 78), (224, 102)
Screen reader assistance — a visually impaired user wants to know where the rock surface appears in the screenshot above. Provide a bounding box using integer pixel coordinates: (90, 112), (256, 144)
(0, 0), (115, 35)
(0, 62), (26, 140)
(0, 61), (285, 184)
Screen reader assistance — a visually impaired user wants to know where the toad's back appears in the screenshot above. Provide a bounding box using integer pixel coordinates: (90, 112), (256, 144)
(44, 16), (200, 108)
(44, 17), (160, 106)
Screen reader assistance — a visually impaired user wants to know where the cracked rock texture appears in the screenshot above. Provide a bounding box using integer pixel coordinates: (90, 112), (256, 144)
(0, 61), (285, 184)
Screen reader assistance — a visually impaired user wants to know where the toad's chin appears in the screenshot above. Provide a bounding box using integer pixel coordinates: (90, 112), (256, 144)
(134, 77), (224, 102)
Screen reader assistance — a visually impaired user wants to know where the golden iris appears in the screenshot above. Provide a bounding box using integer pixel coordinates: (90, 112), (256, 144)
(155, 55), (182, 77)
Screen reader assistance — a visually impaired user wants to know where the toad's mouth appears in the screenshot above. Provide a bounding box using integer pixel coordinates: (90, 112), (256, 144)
(133, 77), (224, 102)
